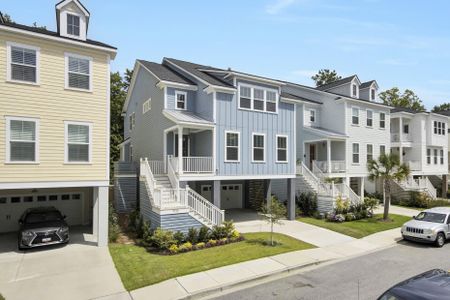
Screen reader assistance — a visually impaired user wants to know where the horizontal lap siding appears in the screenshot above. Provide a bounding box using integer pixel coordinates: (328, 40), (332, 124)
(0, 31), (109, 182)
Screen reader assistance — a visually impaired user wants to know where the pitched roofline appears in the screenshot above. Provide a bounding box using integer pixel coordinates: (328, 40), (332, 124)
(316, 75), (360, 91)
(360, 80), (379, 90)
(56, 0), (90, 16)
(122, 61), (141, 113)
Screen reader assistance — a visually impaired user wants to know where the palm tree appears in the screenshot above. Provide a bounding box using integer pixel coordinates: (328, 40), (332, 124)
(367, 154), (410, 220)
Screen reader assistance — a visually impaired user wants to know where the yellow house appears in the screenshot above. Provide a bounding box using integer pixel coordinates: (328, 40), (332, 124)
(0, 0), (116, 246)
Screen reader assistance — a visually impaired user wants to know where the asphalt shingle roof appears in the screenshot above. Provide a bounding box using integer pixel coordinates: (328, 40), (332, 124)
(280, 92), (322, 104)
(163, 110), (214, 125)
(391, 107), (425, 114)
(360, 80), (376, 89)
(316, 75), (357, 91)
(138, 60), (195, 85)
(435, 110), (450, 117)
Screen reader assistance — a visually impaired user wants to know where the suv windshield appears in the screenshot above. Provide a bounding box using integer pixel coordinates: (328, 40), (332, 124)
(25, 211), (63, 224)
(415, 212), (447, 224)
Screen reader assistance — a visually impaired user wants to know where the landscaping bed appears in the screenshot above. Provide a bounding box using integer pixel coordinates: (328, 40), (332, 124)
(109, 232), (315, 291)
(298, 214), (411, 239)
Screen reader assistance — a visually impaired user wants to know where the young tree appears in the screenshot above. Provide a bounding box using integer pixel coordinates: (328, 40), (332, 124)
(367, 154), (410, 221)
(379, 87), (425, 112)
(431, 103), (450, 113)
(2, 13), (13, 23)
(311, 69), (342, 87)
(260, 196), (287, 246)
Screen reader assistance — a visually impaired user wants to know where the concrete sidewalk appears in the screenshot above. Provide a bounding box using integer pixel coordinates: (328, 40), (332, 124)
(129, 228), (404, 300)
(374, 205), (421, 217)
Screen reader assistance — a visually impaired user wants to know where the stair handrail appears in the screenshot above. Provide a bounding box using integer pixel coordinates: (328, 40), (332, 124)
(312, 160), (326, 178)
(419, 177), (437, 199)
(167, 155), (179, 189)
(140, 158), (161, 207)
(299, 162), (332, 196)
(186, 186), (224, 226)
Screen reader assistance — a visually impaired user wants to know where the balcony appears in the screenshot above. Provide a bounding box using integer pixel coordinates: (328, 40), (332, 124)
(408, 161), (421, 171)
(313, 160), (346, 174)
(168, 155), (214, 174)
(391, 133), (412, 143)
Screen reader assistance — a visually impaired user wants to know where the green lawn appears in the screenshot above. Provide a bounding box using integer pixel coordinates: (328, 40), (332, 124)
(298, 214), (412, 239)
(109, 232), (315, 291)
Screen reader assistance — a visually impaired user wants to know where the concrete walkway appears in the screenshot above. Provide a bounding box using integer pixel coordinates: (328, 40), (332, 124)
(374, 205), (421, 217)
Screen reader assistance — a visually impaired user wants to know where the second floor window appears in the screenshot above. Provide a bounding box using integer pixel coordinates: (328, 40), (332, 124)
(9, 44), (38, 83)
(225, 132), (239, 162)
(254, 88), (265, 111)
(352, 84), (358, 97)
(434, 121), (446, 135)
(403, 124), (409, 134)
(143, 98), (151, 114)
(380, 113), (386, 129)
(176, 91), (187, 110)
(352, 143), (359, 164)
(427, 148), (431, 164)
(440, 149), (444, 165)
(67, 55), (91, 90)
(66, 123), (91, 163)
(238, 84), (278, 113)
(239, 86), (251, 109)
(371, 88), (376, 101)
(367, 144), (373, 162)
(434, 149), (438, 164)
(310, 110), (316, 123)
(252, 134), (265, 162)
(67, 14), (80, 36)
(129, 113), (135, 131)
(352, 107), (359, 125)
(7, 117), (38, 163)
(380, 145), (386, 156)
(276, 135), (288, 163)
(366, 110), (373, 127)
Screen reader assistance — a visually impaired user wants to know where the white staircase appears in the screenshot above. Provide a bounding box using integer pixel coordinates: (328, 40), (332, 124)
(394, 176), (437, 200)
(140, 158), (224, 227)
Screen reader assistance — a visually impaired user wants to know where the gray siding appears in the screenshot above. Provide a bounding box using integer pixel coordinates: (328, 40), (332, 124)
(166, 87), (196, 111)
(114, 177), (137, 213)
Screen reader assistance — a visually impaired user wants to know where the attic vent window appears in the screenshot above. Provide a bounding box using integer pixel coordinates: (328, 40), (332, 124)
(352, 84), (358, 97)
(67, 14), (80, 37)
(371, 88), (376, 101)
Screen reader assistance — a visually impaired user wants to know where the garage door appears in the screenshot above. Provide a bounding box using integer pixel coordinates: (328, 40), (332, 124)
(200, 184), (243, 209)
(0, 192), (84, 233)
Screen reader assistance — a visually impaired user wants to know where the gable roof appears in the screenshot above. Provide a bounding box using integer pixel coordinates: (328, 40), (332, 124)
(280, 92), (322, 105)
(435, 110), (450, 117)
(391, 107), (424, 114)
(316, 75), (359, 91)
(55, 0), (90, 16)
(137, 60), (195, 85)
(360, 80), (377, 89)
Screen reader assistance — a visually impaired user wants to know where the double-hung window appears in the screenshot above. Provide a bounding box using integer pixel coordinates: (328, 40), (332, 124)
(65, 122), (91, 163)
(403, 124), (409, 134)
(352, 84), (358, 97)
(310, 109), (316, 123)
(380, 145), (386, 156)
(367, 144), (373, 162)
(225, 131), (239, 162)
(129, 113), (135, 131)
(266, 91), (277, 112)
(66, 54), (91, 91)
(67, 14), (80, 36)
(379, 113), (386, 129)
(276, 135), (288, 163)
(371, 88), (376, 101)
(8, 43), (39, 84)
(352, 143), (360, 164)
(440, 149), (444, 165)
(6, 117), (39, 163)
(143, 98), (151, 114)
(253, 88), (265, 111)
(434, 121), (438, 134)
(175, 91), (187, 110)
(366, 110), (373, 127)
(427, 148), (431, 164)
(238, 84), (278, 113)
(352, 107), (359, 125)
(252, 133), (265, 162)
(239, 86), (252, 109)
(434, 149), (438, 164)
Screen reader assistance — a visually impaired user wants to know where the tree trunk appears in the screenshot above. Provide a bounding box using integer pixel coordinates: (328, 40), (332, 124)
(384, 180), (391, 221)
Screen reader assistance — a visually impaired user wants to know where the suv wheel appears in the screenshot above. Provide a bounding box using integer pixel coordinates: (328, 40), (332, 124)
(435, 232), (445, 248)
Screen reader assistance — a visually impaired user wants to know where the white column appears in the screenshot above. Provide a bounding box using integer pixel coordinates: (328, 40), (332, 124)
(213, 180), (221, 208)
(399, 146), (403, 164)
(94, 186), (109, 247)
(163, 131), (167, 172)
(92, 187), (98, 237)
(399, 117), (403, 164)
(327, 139), (332, 174)
(212, 127), (216, 174)
(178, 126), (183, 174)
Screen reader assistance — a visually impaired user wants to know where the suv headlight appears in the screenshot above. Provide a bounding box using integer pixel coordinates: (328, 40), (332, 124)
(424, 229), (433, 235)
(22, 231), (34, 238)
(58, 226), (69, 234)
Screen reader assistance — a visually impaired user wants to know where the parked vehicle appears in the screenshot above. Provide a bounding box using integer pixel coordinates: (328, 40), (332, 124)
(18, 207), (69, 250)
(401, 207), (450, 247)
(378, 269), (450, 300)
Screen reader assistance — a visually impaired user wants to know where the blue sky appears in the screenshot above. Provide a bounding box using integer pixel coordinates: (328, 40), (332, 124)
(4, 0), (450, 109)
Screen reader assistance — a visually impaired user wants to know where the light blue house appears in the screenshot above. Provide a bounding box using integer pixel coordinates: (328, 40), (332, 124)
(118, 58), (307, 231)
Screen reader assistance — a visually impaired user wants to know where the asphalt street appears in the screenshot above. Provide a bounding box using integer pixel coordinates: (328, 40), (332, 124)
(212, 241), (450, 300)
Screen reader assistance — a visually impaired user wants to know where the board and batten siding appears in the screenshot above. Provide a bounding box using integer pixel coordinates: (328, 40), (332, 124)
(215, 85), (296, 177)
(0, 31), (110, 183)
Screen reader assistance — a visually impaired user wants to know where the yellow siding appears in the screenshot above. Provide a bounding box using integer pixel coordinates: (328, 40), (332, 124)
(0, 30), (110, 183)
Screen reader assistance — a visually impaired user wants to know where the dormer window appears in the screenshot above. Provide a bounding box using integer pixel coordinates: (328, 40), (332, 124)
(371, 88), (376, 101)
(67, 14), (80, 36)
(175, 91), (187, 110)
(352, 84), (358, 98)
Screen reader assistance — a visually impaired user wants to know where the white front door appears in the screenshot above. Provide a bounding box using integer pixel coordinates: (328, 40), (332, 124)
(200, 184), (243, 209)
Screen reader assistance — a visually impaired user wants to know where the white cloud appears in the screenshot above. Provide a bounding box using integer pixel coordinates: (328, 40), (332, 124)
(265, 0), (298, 15)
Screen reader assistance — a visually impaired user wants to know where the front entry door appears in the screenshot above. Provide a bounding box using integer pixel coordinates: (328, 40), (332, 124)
(309, 144), (316, 169)
(175, 135), (189, 157)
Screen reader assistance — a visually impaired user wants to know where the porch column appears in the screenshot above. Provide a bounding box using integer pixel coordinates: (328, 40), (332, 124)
(360, 177), (365, 200)
(345, 176), (350, 186)
(92, 187), (98, 238)
(399, 118), (403, 164)
(442, 175), (448, 198)
(287, 178), (296, 220)
(327, 139), (332, 174)
(163, 131), (167, 172)
(93, 186), (109, 247)
(265, 179), (272, 208)
(399, 146), (403, 164)
(213, 180), (221, 208)
(178, 126), (183, 174)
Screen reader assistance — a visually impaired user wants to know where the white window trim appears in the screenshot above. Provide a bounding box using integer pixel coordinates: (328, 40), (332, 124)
(310, 109), (316, 123)
(175, 91), (188, 111)
(352, 143), (360, 165)
(366, 144), (373, 162)
(427, 148), (431, 165)
(66, 12), (81, 38)
(276, 134), (288, 163)
(6, 41), (40, 86)
(379, 112), (386, 129)
(252, 132), (266, 163)
(352, 106), (360, 126)
(224, 130), (240, 163)
(351, 83), (359, 98)
(5, 116), (40, 164)
(64, 121), (92, 164)
(237, 83), (278, 114)
(366, 109), (373, 128)
(64, 52), (93, 92)
(379, 145), (386, 157)
(143, 98), (151, 114)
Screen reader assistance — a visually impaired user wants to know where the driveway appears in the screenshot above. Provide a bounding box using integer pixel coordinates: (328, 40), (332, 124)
(0, 227), (127, 300)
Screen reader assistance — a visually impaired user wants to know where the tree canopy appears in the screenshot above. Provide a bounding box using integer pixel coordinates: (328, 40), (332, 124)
(379, 87), (425, 111)
(431, 103), (450, 113)
(311, 69), (342, 87)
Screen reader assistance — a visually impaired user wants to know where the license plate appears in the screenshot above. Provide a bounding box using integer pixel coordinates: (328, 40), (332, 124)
(42, 237), (52, 243)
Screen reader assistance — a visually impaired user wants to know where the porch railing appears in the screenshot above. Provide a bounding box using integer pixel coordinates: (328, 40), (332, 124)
(391, 133), (412, 143)
(333, 183), (361, 205)
(183, 157), (214, 173)
(314, 160), (346, 174)
(148, 160), (166, 175)
(408, 161), (421, 171)
(167, 155), (179, 189)
(298, 162), (333, 197)
(418, 177), (437, 199)
(187, 186), (224, 226)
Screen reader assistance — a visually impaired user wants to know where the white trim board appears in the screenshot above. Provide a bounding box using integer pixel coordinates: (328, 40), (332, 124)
(0, 180), (110, 190)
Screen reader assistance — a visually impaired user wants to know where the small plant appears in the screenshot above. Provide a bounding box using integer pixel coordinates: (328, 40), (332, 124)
(211, 225), (228, 239)
(345, 212), (356, 222)
(136, 216), (144, 239)
(222, 220), (235, 238)
(207, 239), (217, 247)
(148, 228), (176, 250)
(260, 196), (287, 246)
(108, 203), (120, 243)
(173, 231), (185, 245)
(296, 192), (318, 216)
(334, 196), (350, 214)
(187, 227), (199, 244)
(141, 220), (152, 245)
(179, 242), (193, 252)
(198, 226), (210, 242)
(363, 197), (379, 215)
(168, 244), (179, 254)
(196, 242), (206, 249)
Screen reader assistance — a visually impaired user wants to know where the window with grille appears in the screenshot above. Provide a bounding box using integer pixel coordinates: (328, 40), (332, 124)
(440, 149), (444, 165)
(252, 134), (265, 162)
(66, 123), (90, 162)
(352, 107), (359, 125)
(175, 91), (187, 110)
(7, 118), (38, 162)
(266, 91), (277, 112)
(310, 110), (316, 123)
(380, 113), (386, 129)
(253, 88), (265, 111)
(67, 55), (91, 90)
(277, 135), (288, 162)
(225, 132), (239, 162)
(143, 98), (151, 114)
(367, 144), (373, 162)
(427, 148), (431, 164)
(67, 14), (80, 36)
(238, 84), (278, 113)
(239, 86), (252, 109)
(352, 143), (359, 164)
(366, 110), (373, 127)
(9, 45), (37, 83)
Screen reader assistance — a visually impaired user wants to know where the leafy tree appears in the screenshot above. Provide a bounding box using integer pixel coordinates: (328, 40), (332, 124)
(431, 103), (450, 113)
(32, 22), (47, 30)
(311, 69), (342, 87)
(367, 154), (410, 221)
(379, 87), (425, 111)
(2, 13), (13, 23)
(260, 196), (286, 246)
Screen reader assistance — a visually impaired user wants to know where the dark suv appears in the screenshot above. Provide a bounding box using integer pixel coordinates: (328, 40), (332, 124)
(18, 207), (69, 250)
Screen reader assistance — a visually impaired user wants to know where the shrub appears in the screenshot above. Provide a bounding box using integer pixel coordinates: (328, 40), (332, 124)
(168, 244), (179, 254)
(173, 231), (185, 245)
(141, 220), (152, 244)
(198, 226), (210, 242)
(211, 221), (236, 240)
(345, 212), (356, 222)
(231, 230), (240, 239)
(179, 242), (193, 252)
(148, 228), (176, 250)
(363, 197), (379, 215)
(108, 203), (120, 243)
(195, 242), (206, 249)
(334, 196), (351, 214)
(136, 216), (144, 239)
(296, 192), (318, 216)
(186, 227), (198, 244)
(207, 239), (217, 247)
(327, 213), (345, 223)
(128, 210), (140, 231)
